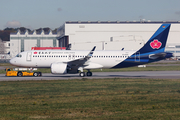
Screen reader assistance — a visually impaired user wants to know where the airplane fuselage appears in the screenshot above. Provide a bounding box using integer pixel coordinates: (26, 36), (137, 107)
(10, 50), (135, 69)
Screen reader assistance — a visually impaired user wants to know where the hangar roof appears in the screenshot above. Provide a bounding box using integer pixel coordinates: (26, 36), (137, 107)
(65, 21), (180, 24)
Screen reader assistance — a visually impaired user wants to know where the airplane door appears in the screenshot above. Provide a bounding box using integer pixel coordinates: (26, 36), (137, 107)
(27, 52), (32, 61)
(135, 52), (140, 62)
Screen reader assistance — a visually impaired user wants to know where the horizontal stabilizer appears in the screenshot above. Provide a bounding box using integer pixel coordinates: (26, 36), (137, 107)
(149, 52), (174, 59)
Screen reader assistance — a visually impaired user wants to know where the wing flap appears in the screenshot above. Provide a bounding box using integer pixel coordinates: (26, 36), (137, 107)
(83, 63), (103, 69)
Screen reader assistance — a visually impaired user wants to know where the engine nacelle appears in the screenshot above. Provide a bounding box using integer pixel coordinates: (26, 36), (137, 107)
(51, 62), (67, 74)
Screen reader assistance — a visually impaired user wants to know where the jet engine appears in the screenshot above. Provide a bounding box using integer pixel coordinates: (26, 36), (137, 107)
(51, 62), (67, 74)
(51, 62), (79, 74)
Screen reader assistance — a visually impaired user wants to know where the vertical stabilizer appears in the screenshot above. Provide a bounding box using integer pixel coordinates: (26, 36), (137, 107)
(137, 24), (171, 54)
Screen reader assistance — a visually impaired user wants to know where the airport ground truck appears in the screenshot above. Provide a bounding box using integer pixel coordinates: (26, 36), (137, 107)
(5, 68), (42, 77)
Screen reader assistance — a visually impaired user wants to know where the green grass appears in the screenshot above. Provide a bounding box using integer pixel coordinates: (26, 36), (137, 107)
(0, 78), (180, 119)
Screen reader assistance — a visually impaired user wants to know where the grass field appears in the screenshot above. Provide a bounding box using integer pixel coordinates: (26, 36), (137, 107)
(0, 78), (180, 119)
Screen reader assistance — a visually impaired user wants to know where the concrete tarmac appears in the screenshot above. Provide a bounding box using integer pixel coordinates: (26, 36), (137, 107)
(0, 71), (180, 81)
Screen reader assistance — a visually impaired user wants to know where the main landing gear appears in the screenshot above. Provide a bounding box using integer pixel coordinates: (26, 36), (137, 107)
(79, 70), (92, 77)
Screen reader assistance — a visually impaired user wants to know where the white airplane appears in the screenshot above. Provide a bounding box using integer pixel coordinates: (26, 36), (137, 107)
(10, 24), (173, 77)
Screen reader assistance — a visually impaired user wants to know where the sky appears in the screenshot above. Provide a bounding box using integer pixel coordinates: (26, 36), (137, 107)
(0, 0), (180, 30)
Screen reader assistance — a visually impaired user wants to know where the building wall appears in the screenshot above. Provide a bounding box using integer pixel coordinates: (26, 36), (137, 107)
(0, 39), (4, 54)
(0, 39), (10, 61)
(57, 21), (180, 57)
(10, 30), (58, 58)
(3, 41), (10, 54)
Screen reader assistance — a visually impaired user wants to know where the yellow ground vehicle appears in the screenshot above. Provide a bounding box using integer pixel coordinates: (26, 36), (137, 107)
(5, 68), (42, 77)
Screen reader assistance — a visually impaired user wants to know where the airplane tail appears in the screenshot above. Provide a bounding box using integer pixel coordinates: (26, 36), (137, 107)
(137, 24), (171, 54)
(112, 24), (172, 68)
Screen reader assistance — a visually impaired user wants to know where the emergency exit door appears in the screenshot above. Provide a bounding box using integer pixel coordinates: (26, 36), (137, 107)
(135, 52), (140, 62)
(26, 52), (32, 61)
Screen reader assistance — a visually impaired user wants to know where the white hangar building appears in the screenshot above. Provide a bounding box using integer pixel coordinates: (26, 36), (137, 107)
(57, 21), (180, 58)
(10, 30), (59, 58)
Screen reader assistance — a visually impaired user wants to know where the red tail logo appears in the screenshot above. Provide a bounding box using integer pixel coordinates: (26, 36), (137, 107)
(150, 40), (162, 49)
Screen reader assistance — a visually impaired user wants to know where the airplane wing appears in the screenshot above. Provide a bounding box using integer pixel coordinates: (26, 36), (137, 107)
(66, 46), (96, 69)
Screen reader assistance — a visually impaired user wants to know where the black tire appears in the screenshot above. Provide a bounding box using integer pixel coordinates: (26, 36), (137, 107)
(17, 72), (23, 77)
(33, 72), (38, 77)
(79, 72), (85, 77)
(86, 72), (92, 76)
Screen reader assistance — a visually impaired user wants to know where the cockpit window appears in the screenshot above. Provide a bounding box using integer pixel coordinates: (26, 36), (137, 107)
(15, 54), (22, 58)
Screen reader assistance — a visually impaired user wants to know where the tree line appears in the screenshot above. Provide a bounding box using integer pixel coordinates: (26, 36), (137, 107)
(0, 27), (57, 41)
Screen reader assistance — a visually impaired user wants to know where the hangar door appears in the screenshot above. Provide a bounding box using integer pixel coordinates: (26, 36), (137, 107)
(58, 36), (69, 47)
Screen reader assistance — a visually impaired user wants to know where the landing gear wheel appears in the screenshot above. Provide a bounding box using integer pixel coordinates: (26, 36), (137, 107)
(86, 72), (92, 76)
(33, 72), (38, 77)
(79, 72), (85, 77)
(17, 72), (22, 77)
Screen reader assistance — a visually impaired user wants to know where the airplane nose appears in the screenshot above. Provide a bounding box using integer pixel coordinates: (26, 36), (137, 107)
(9, 59), (12, 64)
(9, 59), (13, 64)
(9, 59), (16, 65)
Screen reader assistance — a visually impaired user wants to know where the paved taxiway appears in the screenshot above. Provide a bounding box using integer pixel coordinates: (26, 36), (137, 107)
(0, 71), (180, 81)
